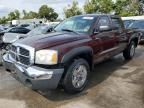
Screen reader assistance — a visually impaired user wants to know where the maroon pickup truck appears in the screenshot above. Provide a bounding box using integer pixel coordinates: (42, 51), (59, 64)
(3, 14), (140, 93)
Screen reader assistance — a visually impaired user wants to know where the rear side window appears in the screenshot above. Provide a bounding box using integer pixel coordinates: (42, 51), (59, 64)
(98, 16), (110, 26)
(111, 18), (123, 30)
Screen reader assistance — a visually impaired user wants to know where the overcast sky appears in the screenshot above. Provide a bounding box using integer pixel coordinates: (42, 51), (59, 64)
(0, 0), (86, 19)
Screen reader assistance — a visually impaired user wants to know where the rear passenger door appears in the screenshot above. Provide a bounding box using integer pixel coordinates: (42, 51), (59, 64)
(96, 16), (117, 54)
(111, 17), (127, 51)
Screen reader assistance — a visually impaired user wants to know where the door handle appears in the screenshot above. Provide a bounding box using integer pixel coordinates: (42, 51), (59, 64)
(95, 38), (100, 40)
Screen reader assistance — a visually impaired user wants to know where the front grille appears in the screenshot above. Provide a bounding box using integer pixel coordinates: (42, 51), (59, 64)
(19, 55), (30, 65)
(19, 47), (29, 56)
(9, 45), (31, 66)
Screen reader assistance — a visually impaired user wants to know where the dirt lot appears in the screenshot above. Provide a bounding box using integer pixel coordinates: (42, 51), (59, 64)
(0, 46), (144, 108)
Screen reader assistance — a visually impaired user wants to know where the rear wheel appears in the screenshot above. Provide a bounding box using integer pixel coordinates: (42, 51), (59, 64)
(123, 41), (136, 60)
(63, 59), (90, 94)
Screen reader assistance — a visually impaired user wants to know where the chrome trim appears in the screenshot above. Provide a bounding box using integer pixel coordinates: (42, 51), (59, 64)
(25, 66), (53, 79)
(3, 53), (53, 79)
(10, 50), (29, 58)
(99, 46), (119, 55)
(13, 43), (35, 65)
(15, 64), (54, 79)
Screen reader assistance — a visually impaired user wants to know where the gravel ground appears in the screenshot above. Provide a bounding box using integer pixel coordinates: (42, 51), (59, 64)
(0, 46), (144, 108)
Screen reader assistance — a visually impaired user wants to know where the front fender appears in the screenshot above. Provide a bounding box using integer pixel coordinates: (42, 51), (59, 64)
(61, 46), (93, 64)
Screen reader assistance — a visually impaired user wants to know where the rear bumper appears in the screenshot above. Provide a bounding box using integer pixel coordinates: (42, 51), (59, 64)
(2, 54), (64, 90)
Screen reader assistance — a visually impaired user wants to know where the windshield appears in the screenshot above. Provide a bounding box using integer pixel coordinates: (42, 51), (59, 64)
(27, 26), (48, 35)
(128, 20), (144, 29)
(54, 16), (95, 33)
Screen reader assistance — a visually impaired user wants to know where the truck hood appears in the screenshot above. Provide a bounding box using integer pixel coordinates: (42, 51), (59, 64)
(16, 32), (85, 50)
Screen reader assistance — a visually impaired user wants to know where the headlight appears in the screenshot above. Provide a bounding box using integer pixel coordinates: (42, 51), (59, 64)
(35, 50), (58, 65)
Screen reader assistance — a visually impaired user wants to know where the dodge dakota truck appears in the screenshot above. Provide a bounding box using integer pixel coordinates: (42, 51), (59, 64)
(2, 14), (141, 93)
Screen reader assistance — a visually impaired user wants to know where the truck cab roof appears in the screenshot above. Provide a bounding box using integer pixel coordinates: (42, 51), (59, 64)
(75, 14), (120, 18)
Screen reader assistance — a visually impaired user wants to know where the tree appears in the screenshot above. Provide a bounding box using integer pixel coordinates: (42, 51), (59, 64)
(14, 10), (20, 19)
(83, 0), (142, 16)
(0, 17), (8, 24)
(84, 0), (114, 14)
(8, 12), (16, 20)
(22, 10), (27, 18)
(38, 5), (58, 21)
(28, 11), (38, 19)
(114, 0), (140, 16)
(64, 1), (82, 18)
(22, 10), (38, 19)
(8, 10), (20, 20)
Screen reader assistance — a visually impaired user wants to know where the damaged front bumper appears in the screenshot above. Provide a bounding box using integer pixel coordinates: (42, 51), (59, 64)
(2, 54), (64, 90)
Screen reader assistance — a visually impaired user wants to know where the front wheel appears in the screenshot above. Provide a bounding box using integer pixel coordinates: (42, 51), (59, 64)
(63, 59), (90, 94)
(123, 41), (136, 60)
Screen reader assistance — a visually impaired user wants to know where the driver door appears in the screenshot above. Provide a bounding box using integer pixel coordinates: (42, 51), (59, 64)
(96, 16), (117, 55)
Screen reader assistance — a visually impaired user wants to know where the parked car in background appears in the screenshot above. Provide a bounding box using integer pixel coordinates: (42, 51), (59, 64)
(26, 25), (54, 36)
(3, 14), (141, 93)
(128, 20), (144, 42)
(123, 20), (135, 28)
(19, 23), (36, 30)
(0, 25), (4, 32)
(122, 16), (144, 21)
(19, 24), (31, 28)
(2, 25), (54, 50)
(1, 27), (30, 49)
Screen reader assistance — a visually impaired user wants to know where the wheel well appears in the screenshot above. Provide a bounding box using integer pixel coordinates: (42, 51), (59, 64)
(131, 38), (138, 47)
(64, 52), (93, 70)
(60, 52), (93, 84)
(75, 53), (93, 70)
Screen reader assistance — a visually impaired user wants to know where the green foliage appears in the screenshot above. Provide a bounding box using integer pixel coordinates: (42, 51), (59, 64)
(0, 5), (58, 24)
(84, 0), (114, 14)
(0, 17), (7, 24)
(14, 10), (20, 19)
(8, 10), (20, 20)
(64, 1), (82, 18)
(84, 0), (143, 16)
(38, 5), (58, 21)
(8, 12), (16, 20)
(23, 10), (38, 19)
(114, 0), (140, 16)
(0, 0), (144, 24)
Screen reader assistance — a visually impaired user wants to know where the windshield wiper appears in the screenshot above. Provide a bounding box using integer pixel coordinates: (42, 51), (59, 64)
(61, 29), (79, 34)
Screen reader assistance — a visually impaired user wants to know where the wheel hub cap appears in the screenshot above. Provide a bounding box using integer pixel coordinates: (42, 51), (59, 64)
(72, 65), (87, 88)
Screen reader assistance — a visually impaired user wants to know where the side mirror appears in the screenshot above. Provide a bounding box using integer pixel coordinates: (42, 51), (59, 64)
(99, 25), (111, 32)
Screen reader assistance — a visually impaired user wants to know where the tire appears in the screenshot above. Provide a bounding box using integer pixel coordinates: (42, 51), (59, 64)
(123, 41), (136, 60)
(63, 59), (90, 94)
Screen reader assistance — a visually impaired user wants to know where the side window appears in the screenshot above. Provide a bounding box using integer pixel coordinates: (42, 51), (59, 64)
(19, 28), (30, 34)
(16, 28), (22, 33)
(111, 18), (123, 30)
(98, 16), (110, 27)
(9, 28), (17, 33)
